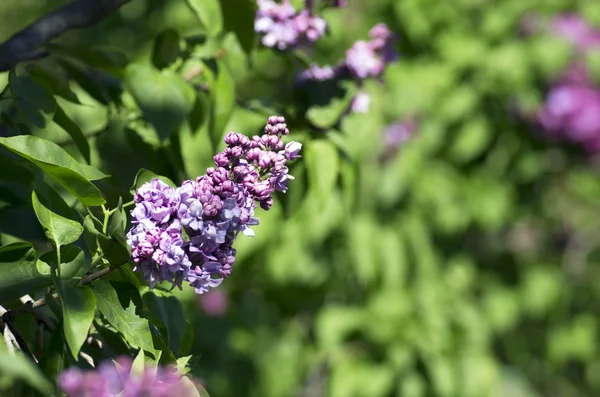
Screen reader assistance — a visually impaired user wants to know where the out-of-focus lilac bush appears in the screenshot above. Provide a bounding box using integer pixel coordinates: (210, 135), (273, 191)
(535, 15), (600, 153)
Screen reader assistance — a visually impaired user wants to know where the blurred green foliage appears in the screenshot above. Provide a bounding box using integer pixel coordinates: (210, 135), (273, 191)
(2, 0), (600, 396)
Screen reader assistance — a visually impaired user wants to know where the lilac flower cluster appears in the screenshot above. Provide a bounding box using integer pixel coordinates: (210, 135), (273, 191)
(127, 116), (301, 294)
(255, 0), (327, 50)
(345, 24), (398, 80)
(535, 15), (600, 153)
(59, 356), (196, 397)
(550, 14), (600, 52)
(298, 23), (398, 114)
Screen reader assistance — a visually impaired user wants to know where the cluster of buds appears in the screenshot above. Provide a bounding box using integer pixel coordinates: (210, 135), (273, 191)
(127, 116), (301, 294)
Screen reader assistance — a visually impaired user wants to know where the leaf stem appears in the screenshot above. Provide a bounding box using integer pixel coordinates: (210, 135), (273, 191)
(122, 200), (135, 209)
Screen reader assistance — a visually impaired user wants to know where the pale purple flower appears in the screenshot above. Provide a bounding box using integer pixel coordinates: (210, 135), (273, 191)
(550, 14), (600, 53)
(285, 141), (302, 159)
(344, 23), (398, 80)
(345, 41), (383, 79)
(351, 92), (371, 113)
(198, 289), (229, 316)
(538, 84), (600, 145)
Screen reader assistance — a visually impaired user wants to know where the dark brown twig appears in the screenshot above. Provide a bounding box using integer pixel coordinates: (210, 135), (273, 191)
(0, 0), (133, 71)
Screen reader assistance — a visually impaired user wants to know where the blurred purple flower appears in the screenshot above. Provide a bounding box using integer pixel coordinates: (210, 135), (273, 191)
(255, 0), (327, 50)
(382, 118), (419, 160)
(198, 289), (229, 316)
(345, 23), (398, 80)
(538, 83), (600, 150)
(59, 356), (197, 397)
(550, 14), (600, 53)
(532, 14), (600, 154)
(350, 92), (371, 113)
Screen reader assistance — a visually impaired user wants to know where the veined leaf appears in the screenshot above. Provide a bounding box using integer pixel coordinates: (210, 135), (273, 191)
(93, 280), (155, 355)
(32, 190), (83, 248)
(0, 338), (53, 395)
(0, 136), (106, 206)
(130, 169), (177, 194)
(0, 243), (49, 304)
(59, 283), (96, 359)
(53, 105), (91, 164)
(9, 70), (56, 128)
(187, 0), (223, 37)
(220, 0), (257, 56)
(142, 289), (186, 355)
(125, 64), (195, 143)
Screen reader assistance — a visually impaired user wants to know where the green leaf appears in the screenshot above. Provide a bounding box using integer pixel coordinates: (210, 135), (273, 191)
(97, 233), (130, 266)
(0, 135), (106, 206)
(108, 198), (127, 245)
(305, 140), (340, 205)
(180, 320), (194, 356)
(0, 338), (53, 396)
(130, 169), (177, 194)
(93, 280), (155, 355)
(142, 289), (186, 354)
(209, 60), (235, 146)
(9, 70), (56, 128)
(53, 105), (91, 164)
(0, 243), (50, 304)
(449, 117), (491, 164)
(187, 0), (223, 37)
(94, 321), (131, 356)
(125, 64), (196, 142)
(306, 88), (356, 129)
(59, 283), (96, 359)
(58, 59), (121, 105)
(220, 0), (257, 56)
(38, 327), (65, 386)
(28, 65), (81, 104)
(32, 190), (83, 248)
(37, 246), (85, 279)
(188, 91), (210, 133)
(152, 29), (182, 69)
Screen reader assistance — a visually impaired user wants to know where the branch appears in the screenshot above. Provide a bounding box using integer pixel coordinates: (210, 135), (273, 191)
(0, 305), (37, 362)
(0, 0), (133, 71)
(9, 265), (120, 320)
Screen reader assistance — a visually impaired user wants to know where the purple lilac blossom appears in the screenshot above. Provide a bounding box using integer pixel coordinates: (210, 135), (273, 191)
(550, 14), (600, 53)
(345, 23), (398, 80)
(382, 118), (419, 160)
(255, 0), (327, 50)
(534, 14), (600, 153)
(127, 116), (301, 294)
(198, 289), (229, 316)
(297, 64), (340, 82)
(538, 83), (600, 151)
(59, 356), (197, 397)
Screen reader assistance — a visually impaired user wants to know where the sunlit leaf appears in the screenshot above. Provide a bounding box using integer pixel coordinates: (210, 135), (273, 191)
(0, 136), (106, 206)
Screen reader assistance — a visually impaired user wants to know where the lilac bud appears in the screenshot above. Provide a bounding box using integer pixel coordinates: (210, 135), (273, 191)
(224, 132), (242, 145)
(214, 152), (230, 167)
(284, 141), (302, 159)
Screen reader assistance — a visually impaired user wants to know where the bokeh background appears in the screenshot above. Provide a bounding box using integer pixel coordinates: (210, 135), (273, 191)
(3, 1), (600, 396)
